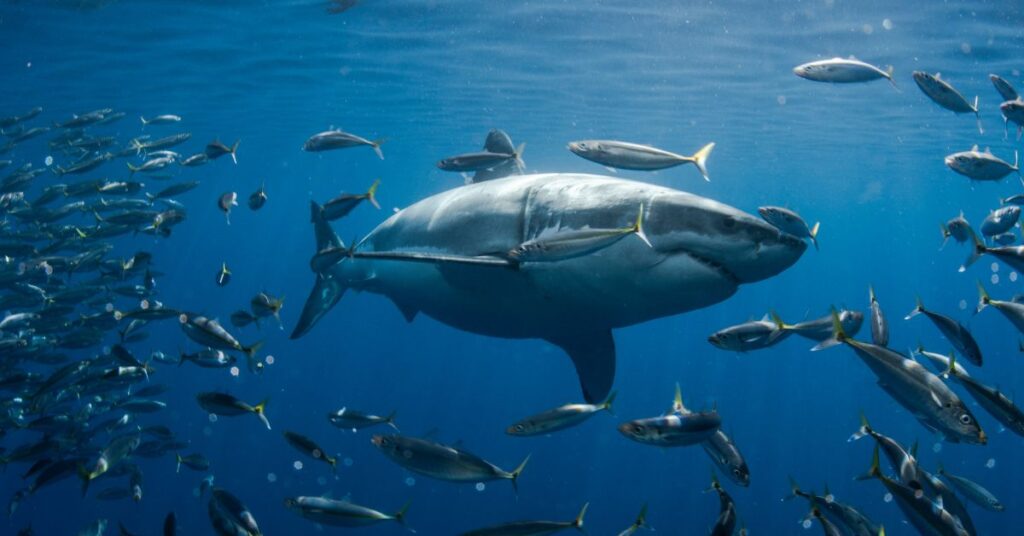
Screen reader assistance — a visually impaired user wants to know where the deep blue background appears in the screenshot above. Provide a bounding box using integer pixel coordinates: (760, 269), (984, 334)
(1, 0), (1023, 534)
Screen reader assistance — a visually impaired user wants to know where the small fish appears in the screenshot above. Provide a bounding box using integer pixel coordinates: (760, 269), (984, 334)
(283, 431), (337, 472)
(1001, 99), (1024, 140)
(618, 384), (721, 447)
(940, 211), (971, 247)
(205, 139), (240, 164)
(127, 156), (175, 176)
(939, 352), (1024, 438)
(321, 179), (381, 220)
(508, 204), (651, 262)
(149, 181), (199, 200)
(702, 430), (750, 487)
(437, 144), (525, 173)
(706, 472), (737, 536)
(176, 453), (210, 472)
(285, 496), (409, 529)
(215, 262), (231, 286)
(460, 503), (587, 536)
(708, 314), (788, 352)
(804, 506), (844, 536)
(912, 71), (982, 134)
(230, 310), (260, 329)
(199, 475), (215, 498)
(507, 392), (616, 436)
(992, 231), (1017, 245)
(248, 182), (267, 210)
(180, 153), (209, 167)
(793, 56), (897, 89)
(140, 115), (182, 126)
(849, 413), (921, 489)
(981, 205), (1020, 237)
(963, 227), (1024, 274)
(328, 407), (398, 431)
(937, 464), (1004, 511)
(868, 286), (889, 346)
(905, 297), (983, 366)
(371, 434), (529, 490)
(180, 315), (261, 358)
(196, 392), (271, 430)
(945, 145), (1019, 183)
(977, 280), (1024, 335)
(250, 292), (284, 325)
(568, 140), (714, 180)
(990, 74), (1019, 101)
(217, 192), (237, 224)
(303, 129), (384, 159)
(786, 479), (880, 536)
(770, 309), (863, 342)
(208, 488), (262, 536)
(180, 349), (236, 369)
(759, 206), (820, 249)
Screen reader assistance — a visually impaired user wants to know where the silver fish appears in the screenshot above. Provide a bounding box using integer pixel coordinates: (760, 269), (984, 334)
(568, 140), (714, 180)
(912, 71), (982, 134)
(793, 56), (896, 89)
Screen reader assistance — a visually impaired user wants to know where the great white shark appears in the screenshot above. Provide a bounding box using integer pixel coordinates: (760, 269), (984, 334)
(292, 173), (806, 402)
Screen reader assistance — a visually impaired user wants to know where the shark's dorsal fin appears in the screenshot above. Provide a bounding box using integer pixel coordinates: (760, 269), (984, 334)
(547, 330), (616, 404)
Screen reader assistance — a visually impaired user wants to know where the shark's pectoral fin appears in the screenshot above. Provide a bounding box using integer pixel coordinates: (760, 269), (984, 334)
(547, 330), (616, 403)
(291, 274), (346, 339)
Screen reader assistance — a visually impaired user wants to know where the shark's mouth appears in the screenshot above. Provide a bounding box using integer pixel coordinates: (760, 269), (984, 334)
(684, 249), (740, 285)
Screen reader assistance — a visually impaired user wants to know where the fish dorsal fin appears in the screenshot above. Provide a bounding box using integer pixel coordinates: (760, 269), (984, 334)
(985, 147), (993, 154)
(672, 382), (688, 414)
(935, 72), (942, 79)
(545, 330), (616, 404)
(972, 144), (979, 152)
(848, 55), (857, 60)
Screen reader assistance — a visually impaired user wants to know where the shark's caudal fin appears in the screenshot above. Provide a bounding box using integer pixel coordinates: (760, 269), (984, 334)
(547, 330), (616, 404)
(292, 203), (348, 339)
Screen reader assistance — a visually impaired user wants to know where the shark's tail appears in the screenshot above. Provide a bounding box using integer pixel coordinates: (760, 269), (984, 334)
(291, 202), (348, 339)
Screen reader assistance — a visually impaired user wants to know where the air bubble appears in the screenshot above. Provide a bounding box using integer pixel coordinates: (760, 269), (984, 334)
(267, 473), (277, 482)
(992, 262), (1000, 272)
(992, 274), (1000, 285)
(230, 367), (240, 377)
(1011, 272), (1019, 282)
(202, 426), (213, 436)
(317, 476), (327, 485)
(959, 299), (967, 310)
(777, 95), (787, 106)
(343, 457), (353, 467)
(862, 24), (874, 34)
(824, 494), (834, 504)
(192, 488), (200, 498)
(882, 18), (893, 30)
(961, 42), (972, 54)
(405, 477), (416, 487)
(932, 442), (942, 453)
(265, 355), (275, 365)
(986, 458), (996, 469)
(802, 519), (812, 529)
(44, 156), (53, 166)
(208, 414), (218, 423)
(294, 461), (304, 470)
(883, 493), (893, 503)
(475, 482), (486, 492)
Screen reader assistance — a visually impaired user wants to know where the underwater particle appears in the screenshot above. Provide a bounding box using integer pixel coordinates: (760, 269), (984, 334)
(343, 457), (353, 467)
(802, 519), (812, 529)
(202, 426), (213, 436)
(824, 493), (834, 504)
(265, 355), (275, 365)
(777, 95), (787, 106)
(862, 23), (873, 34)
(992, 262), (1000, 272)
(986, 458), (996, 469)
(102, 345), (111, 355)
(267, 473), (277, 482)
(209, 414), (218, 423)
(1011, 272), (1018, 282)
(193, 488), (200, 498)
(932, 442), (942, 453)
(105, 303), (114, 313)
(293, 460), (304, 470)
(44, 155), (52, 166)
(405, 477), (415, 487)
(230, 366), (240, 377)
(475, 482), (486, 492)
(317, 476), (327, 485)
(883, 493), (893, 503)
(882, 18), (893, 30)
(991, 274), (999, 285)
(961, 42), (972, 54)
(959, 299), (967, 310)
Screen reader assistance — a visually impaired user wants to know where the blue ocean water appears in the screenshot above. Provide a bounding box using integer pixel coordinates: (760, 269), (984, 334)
(1, 0), (1023, 534)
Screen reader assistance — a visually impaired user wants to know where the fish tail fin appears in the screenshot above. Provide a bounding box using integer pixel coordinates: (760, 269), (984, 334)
(509, 453), (531, 493)
(767, 309), (789, 342)
(691, 142), (715, 181)
(977, 280), (991, 312)
(784, 476), (801, 500)
(126, 162), (138, 175)
(514, 142), (527, 172)
(809, 221), (820, 250)
(230, 140), (240, 164)
(77, 464), (92, 496)
(633, 203), (652, 248)
(366, 178), (381, 209)
(175, 453), (182, 473)
(855, 445), (883, 481)
(244, 340), (263, 359)
(939, 223), (950, 249)
(140, 116), (148, 125)
(572, 502), (589, 530)
(672, 382), (686, 414)
(905, 296), (924, 320)
(601, 391), (617, 414)
(385, 410), (400, 431)
(849, 412), (870, 441)
(633, 503), (648, 529)
(942, 353), (958, 380)
(394, 500), (413, 530)
(885, 66), (900, 91)
(372, 138), (386, 160)
(253, 398), (271, 430)
(960, 228), (986, 272)
(810, 307), (846, 351)
(52, 166), (64, 177)
(974, 97), (984, 135)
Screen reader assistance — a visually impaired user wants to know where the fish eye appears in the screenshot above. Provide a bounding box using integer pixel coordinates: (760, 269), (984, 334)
(633, 425), (645, 434)
(959, 414), (972, 425)
(514, 424), (525, 432)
